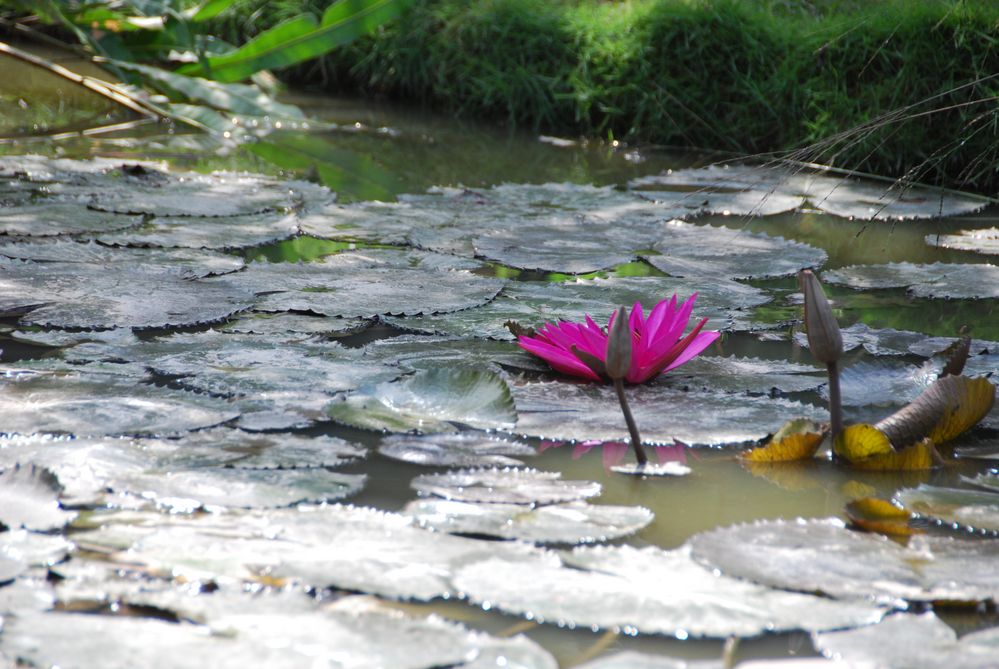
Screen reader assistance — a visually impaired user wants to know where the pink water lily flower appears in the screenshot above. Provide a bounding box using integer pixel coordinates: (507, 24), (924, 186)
(518, 293), (720, 384)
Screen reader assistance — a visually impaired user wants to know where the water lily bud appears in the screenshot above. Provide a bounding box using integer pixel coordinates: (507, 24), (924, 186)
(798, 270), (843, 364)
(605, 306), (632, 380)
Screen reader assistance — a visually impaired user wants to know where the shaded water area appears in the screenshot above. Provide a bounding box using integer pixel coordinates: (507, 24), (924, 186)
(1, 57), (999, 668)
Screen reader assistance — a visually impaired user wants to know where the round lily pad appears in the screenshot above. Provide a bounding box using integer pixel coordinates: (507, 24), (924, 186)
(666, 355), (824, 395)
(689, 517), (999, 603)
(97, 212), (301, 250)
(411, 467), (602, 505)
(379, 432), (535, 467)
(895, 483), (999, 534)
(451, 544), (886, 638)
(404, 498), (653, 544)
(220, 312), (371, 337)
(361, 335), (546, 373)
(827, 360), (938, 407)
(215, 249), (505, 318)
(822, 262), (999, 299)
(511, 380), (826, 446)
(925, 227), (999, 256)
(0, 464), (75, 531)
(0, 240), (245, 277)
(0, 202), (142, 237)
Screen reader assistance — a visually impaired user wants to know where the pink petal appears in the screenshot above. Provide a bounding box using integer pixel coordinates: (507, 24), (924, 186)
(518, 336), (601, 381)
(661, 329), (721, 373)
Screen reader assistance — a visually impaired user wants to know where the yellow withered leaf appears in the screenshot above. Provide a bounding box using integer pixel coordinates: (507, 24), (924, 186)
(833, 424), (894, 461)
(849, 438), (936, 471)
(876, 375), (996, 448)
(927, 376), (996, 444)
(740, 418), (826, 463)
(845, 497), (919, 536)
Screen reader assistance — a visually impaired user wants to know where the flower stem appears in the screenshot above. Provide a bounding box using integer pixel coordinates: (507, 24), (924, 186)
(826, 360), (843, 444)
(613, 378), (647, 465)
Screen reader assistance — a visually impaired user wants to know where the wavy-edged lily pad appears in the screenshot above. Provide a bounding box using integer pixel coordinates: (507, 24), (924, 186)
(220, 311), (371, 337)
(379, 432), (534, 467)
(180, 428), (366, 469)
(826, 360), (938, 407)
(0, 202), (142, 237)
(689, 517), (999, 603)
(362, 334), (547, 373)
(823, 262), (999, 299)
(97, 212), (301, 250)
(77, 504), (556, 601)
(576, 652), (722, 669)
(411, 467), (601, 505)
(668, 355), (824, 394)
(1, 528), (72, 569)
(90, 172), (332, 217)
(405, 498), (652, 544)
(0, 240), (245, 277)
(794, 322), (924, 357)
(388, 276), (770, 340)
(895, 483), (999, 534)
(0, 154), (169, 185)
(329, 369), (516, 434)
(813, 612), (999, 669)
(512, 380), (825, 446)
(813, 179), (989, 221)
(644, 221), (826, 280)
(0, 464), (75, 530)
(452, 544), (886, 638)
(0, 259), (253, 329)
(926, 227), (999, 256)
(0, 372), (238, 437)
(215, 249), (505, 318)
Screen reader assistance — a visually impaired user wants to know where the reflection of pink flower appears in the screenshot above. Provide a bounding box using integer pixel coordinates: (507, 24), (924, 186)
(518, 294), (719, 384)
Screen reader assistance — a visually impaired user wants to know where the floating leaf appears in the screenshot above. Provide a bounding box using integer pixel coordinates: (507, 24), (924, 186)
(740, 418), (826, 462)
(77, 505), (555, 601)
(926, 227), (999, 256)
(689, 517), (999, 603)
(379, 432), (534, 467)
(512, 380), (825, 446)
(0, 529), (71, 570)
(814, 612), (999, 669)
(669, 356), (824, 395)
(875, 375), (996, 448)
(388, 276), (770, 340)
(452, 544), (886, 638)
(0, 259), (253, 329)
(823, 262), (999, 299)
(576, 652), (722, 669)
(97, 212), (301, 250)
(0, 202), (141, 237)
(794, 321), (925, 357)
(404, 499), (652, 544)
(0, 240), (245, 277)
(845, 497), (918, 536)
(362, 334), (547, 373)
(827, 360), (938, 407)
(895, 484), (999, 534)
(215, 249), (505, 318)
(329, 369), (516, 434)
(0, 373), (238, 437)
(833, 424), (899, 460)
(180, 429), (365, 469)
(411, 467), (601, 505)
(644, 221), (826, 280)
(220, 312), (371, 337)
(0, 464), (75, 531)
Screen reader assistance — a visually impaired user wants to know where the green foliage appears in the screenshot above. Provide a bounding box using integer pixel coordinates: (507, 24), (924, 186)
(214, 0), (999, 193)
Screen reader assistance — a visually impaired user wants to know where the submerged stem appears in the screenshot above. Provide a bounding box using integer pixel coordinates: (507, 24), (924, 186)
(613, 378), (647, 465)
(827, 360), (843, 445)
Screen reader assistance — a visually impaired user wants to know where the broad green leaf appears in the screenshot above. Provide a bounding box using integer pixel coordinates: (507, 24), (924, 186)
(192, 0), (239, 21)
(179, 0), (407, 83)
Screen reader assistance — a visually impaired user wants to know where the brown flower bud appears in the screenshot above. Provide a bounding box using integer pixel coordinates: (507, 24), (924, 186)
(799, 270), (843, 364)
(605, 306), (632, 380)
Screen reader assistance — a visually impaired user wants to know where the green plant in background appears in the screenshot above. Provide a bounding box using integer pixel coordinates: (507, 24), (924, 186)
(0, 0), (408, 138)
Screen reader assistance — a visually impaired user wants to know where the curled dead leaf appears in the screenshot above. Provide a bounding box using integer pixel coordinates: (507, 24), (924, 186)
(845, 497), (920, 537)
(876, 375), (995, 448)
(740, 418), (826, 462)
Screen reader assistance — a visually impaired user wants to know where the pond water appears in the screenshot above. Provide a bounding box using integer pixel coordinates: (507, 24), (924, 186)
(1, 58), (999, 668)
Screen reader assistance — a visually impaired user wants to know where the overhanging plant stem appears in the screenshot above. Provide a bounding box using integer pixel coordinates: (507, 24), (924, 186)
(614, 378), (648, 465)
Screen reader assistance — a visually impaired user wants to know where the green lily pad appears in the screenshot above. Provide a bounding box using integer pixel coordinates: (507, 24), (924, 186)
(0, 202), (142, 237)
(0, 464), (75, 531)
(387, 276), (770, 340)
(895, 483), (999, 534)
(451, 544), (886, 638)
(576, 652), (722, 669)
(97, 213), (301, 250)
(215, 249), (505, 318)
(814, 612), (999, 669)
(90, 172), (332, 217)
(926, 227), (999, 256)
(0, 259), (253, 329)
(379, 432), (534, 467)
(643, 222), (826, 280)
(404, 498), (653, 544)
(411, 467), (602, 505)
(825, 360), (938, 407)
(511, 380), (825, 446)
(0, 240), (245, 277)
(794, 322), (926, 357)
(689, 517), (999, 603)
(823, 262), (999, 299)
(220, 312), (371, 337)
(361, 335), (547, 373)
(666, 355), (824, 394)
(329, 369), (516, 434)
(76, 504), (556, 601)
(0, 372), (239, 437)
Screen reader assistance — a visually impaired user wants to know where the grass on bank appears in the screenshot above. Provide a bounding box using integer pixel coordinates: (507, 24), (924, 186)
(218, 1), (999, 194)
